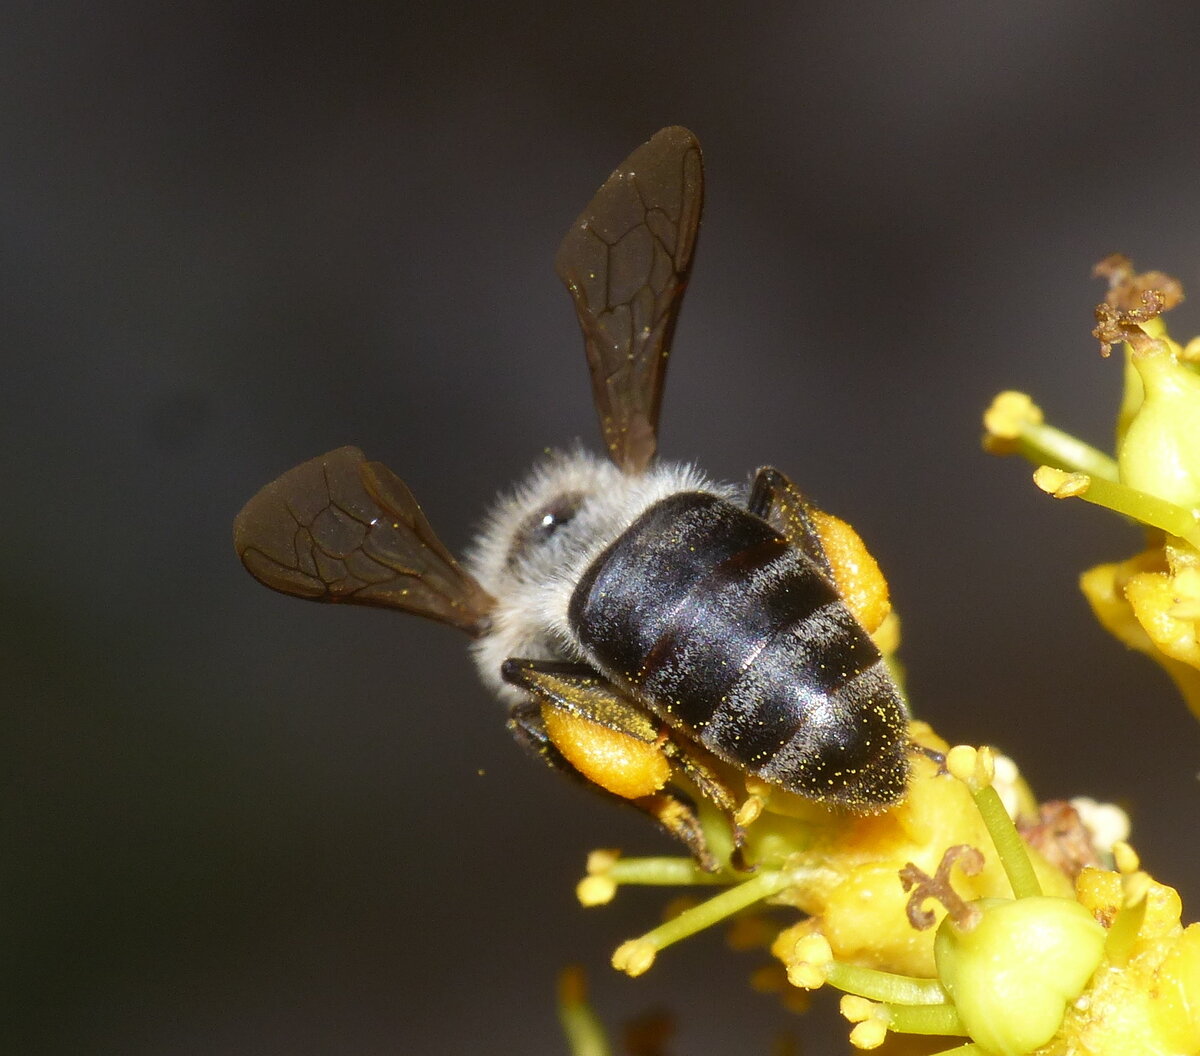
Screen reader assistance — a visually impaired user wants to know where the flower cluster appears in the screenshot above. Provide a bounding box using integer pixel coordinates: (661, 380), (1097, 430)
(575, 728), (1197, 1054)
(984, 255), (1200, 719)
(559, 255), (1199, 1055)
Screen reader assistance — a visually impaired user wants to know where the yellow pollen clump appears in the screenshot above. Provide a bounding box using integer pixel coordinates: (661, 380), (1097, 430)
(542, 708), (670, 799)
(811, 510), (892, 635)
(576, 875), (617, 906)
(612, 938), (657, 977)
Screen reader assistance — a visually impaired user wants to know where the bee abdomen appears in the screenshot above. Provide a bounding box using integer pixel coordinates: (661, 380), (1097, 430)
(568, 491), (908, 806)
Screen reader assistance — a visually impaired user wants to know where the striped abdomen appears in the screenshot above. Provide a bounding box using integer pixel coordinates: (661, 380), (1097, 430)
(567, 492), (908, 807)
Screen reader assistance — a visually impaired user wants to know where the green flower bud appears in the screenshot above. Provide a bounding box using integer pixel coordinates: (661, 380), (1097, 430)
(934, 896), (1105, 1056)
(1118, 343), (1200, 508)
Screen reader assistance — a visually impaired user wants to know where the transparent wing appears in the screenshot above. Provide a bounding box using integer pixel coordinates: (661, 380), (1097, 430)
(747, 465), (836, 582)
(233, 446), (494, 636)
(556, 126), (704, 474)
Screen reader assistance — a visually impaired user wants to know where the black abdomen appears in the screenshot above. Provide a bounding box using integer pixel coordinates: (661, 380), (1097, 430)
(567, 492), (908, 806)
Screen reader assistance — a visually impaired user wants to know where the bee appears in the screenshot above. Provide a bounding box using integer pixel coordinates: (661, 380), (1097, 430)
(234, 127), (910, 869)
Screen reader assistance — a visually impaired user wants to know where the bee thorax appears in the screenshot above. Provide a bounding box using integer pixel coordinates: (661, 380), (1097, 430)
(463, 449), (732, 701)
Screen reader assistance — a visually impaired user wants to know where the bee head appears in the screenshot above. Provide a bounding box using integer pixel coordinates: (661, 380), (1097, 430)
(464, 449), (730, 701)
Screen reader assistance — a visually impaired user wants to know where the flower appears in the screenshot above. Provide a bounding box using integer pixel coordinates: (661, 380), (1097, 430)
(573, 739), (1195, 1055)
(984, 255), (1200, 720)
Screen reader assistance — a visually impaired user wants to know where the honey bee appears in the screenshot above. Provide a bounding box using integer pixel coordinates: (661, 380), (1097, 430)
(234, 127), (910, 869)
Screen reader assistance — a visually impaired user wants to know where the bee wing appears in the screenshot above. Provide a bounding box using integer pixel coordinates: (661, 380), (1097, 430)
(233, 446), (495, 636)
(556, 126), (704, 474)
(747, 466), (837, 582)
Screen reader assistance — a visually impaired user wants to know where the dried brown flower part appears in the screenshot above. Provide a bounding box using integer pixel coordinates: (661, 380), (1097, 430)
(900, 844), (985, 931)
(1093, 253), (1184, 313)
(1093, 292), (1168, 357)
(1018, 800), (1102, 880)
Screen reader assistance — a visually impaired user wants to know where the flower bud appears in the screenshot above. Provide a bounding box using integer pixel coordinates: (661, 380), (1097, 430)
(1118, 342), (1200, 507)
(934, 896), (1105, 1056)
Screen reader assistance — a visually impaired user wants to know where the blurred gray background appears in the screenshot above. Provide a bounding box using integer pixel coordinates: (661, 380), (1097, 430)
(5, 3), (1200, 1053)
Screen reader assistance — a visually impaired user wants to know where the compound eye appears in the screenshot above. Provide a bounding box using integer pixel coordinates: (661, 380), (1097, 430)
(507, 491), (586, 570)
(531, 493), (583, 541)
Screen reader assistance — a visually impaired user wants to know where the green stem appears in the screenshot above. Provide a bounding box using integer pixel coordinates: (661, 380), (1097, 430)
(1017, 422), (1120, 480)
(1105, 888), (1148, 966)
(557, 972), (611, 1056)
(884, 1001), (968, 1037)
(1078, 475), (1200, 544)
(633, 870), (788, 953)
(973, 785), (1041, 899)
(1038, 468), (1200, 548)
(824, 960), (948, 1005)
(607, 857), (733, 886)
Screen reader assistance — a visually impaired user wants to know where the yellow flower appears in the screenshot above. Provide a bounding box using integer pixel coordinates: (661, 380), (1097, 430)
(1056, 858), (1200, 1056)
(762, 727), (1069, 980)
(1081, 546), (1200, 720)
(577, 739), (1200, 1056)
(985, 256), (1200, 719)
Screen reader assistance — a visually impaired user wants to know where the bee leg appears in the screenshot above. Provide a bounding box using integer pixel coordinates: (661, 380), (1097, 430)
(911, 742), (948, 773)
(502, 658), (740, 871)
(659, 740), (748, 862)
(628, 789), (722, 873)
(505, 696), (574, 769)
(505, 696), (721, 871)
(748, 466), (893, 637)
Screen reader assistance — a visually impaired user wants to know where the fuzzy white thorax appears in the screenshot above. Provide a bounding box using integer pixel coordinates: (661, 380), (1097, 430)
(464, 448), (737, 703)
